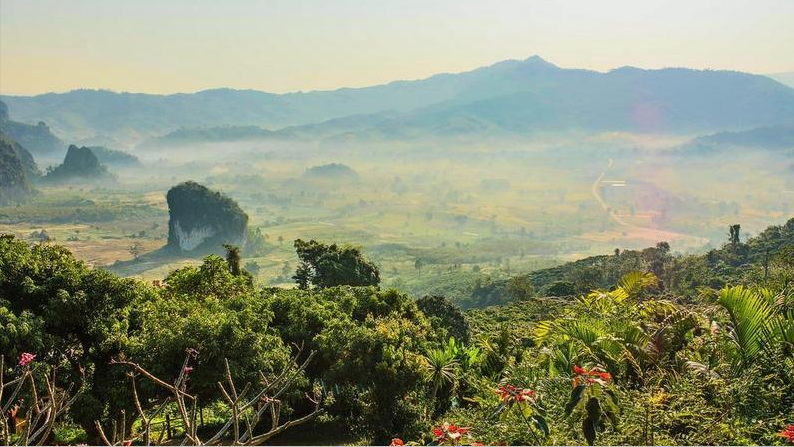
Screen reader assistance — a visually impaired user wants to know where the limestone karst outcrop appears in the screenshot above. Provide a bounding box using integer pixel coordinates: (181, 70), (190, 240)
(165, 181), (248, 253)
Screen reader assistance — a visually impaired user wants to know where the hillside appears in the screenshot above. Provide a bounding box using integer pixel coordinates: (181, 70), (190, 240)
(88, 145), (141, 167)
(458, 217), (794, 308)
(0, 100), (64, 156)
(684, 124), (794, 150)
(4, 57), (794, 142)
(136, 125), (277, 149)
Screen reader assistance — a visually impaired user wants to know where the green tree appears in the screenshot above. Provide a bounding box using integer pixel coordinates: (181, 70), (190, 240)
(416, 295), (471, 343)
(0, 234), (152, 440)
(292, 239), (380, 289)
(128, 255), (291, 403)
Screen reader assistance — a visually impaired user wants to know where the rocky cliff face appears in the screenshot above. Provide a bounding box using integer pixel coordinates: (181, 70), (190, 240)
(0, 131), (39, 179)
(165, 181), (248, 253)
(0, 135), (36, 205)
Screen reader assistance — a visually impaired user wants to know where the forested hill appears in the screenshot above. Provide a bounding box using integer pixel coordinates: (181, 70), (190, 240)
(0, 100), (64, 156)
(457, 217), (794, 308)
(4, 56), (794, 141)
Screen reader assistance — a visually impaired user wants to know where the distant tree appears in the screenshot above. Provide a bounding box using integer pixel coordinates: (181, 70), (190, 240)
(543, 280), (577, 297)
(277, 235), (284, 245)
(128, 241), (144, 259)
(293, 239), (380, 289)
(505, 275), (534, 302)
(729, 224), (741, 246)
(223, 244), (242, 276)
(244, 260), (261, 278)
(281, 261), (290, 279)
(415, 258), (425, 277)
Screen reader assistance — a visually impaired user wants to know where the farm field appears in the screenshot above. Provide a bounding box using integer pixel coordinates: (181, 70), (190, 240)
(1, 136), (787, 301)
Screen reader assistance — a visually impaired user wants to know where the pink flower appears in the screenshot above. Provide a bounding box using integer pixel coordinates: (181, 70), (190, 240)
(389, 438), (404, 446)
(19, 352), (36, 366)
(183, 366), (194, 374)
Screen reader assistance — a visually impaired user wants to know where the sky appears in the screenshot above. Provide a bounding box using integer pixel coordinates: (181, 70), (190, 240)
(1, 0), (793, 95)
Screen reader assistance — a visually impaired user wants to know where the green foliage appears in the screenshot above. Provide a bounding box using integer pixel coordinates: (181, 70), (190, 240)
(4, 218), (794, 445)
(0, 234), (152, 436)
(128, 255), (291, 401)
(416, 295), (471, 343)
(264, 285), (436, 443)
(293, 239), (380, 289)
(717, 285), (793, 370)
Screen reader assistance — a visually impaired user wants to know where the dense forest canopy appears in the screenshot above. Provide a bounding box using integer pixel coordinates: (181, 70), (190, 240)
(1, 216), (793, 445)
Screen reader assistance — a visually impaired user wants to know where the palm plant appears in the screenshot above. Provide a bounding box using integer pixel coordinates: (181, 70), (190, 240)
(534, 271), (700, 382)
(423, 347), (459, 406)
(717, 285), (793, 370)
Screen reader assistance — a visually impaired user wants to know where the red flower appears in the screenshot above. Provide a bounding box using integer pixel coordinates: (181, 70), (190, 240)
(183, 366), (194, 374)
(19, 352), (36, 366)
(389, 438), (404, 446)
(495, 384), (536, 403)
(122, 440), (133, 446)
(780, 424), (794, 442)
(433, 423), (472, 444)
(516, 389), (536, 402)
(573, 365), (611, 384)
(596, 371), (611, 382)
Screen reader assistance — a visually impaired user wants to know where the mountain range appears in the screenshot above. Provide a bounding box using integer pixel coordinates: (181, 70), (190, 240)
(3, 56), (794, 145)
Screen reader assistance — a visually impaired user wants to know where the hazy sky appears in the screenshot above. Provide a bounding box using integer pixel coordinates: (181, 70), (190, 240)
(1, 0), (793, 95)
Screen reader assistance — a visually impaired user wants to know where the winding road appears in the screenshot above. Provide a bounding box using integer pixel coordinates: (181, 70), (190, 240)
(589, 159), (709, 248)
(591, 158), (630, 227)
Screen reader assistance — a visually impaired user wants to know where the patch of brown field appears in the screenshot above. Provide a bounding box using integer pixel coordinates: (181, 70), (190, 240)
(577, 227), (707, 249)
(58, 239), (166, 267)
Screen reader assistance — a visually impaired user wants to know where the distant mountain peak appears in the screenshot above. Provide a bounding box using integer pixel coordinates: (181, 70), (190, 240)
(523, 55), (556, 67)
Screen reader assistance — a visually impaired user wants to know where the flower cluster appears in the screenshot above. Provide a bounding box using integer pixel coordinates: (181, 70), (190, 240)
(495, 384), (536, 403)
(19, 352), (36, 367)
(389, 438), (404, 446)
(780, 424), (794, 443)
(573, 365), (611, 387)
(433, 422), (471, 445)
